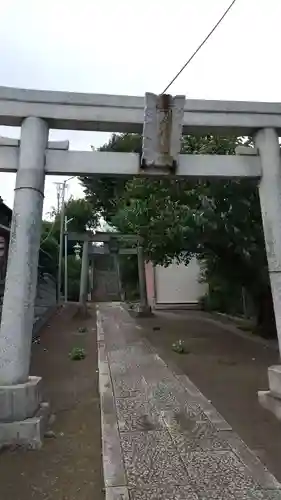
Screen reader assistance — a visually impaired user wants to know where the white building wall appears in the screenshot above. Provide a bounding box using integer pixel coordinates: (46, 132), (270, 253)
(155, 258), (207, 305)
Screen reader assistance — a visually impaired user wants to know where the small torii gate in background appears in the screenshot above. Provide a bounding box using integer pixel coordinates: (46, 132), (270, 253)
(0, 87), (280, 447)
(67, 231), (149, 313)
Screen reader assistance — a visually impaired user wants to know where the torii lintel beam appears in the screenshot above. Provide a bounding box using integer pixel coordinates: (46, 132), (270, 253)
(0, 136), (69, 150)
(89, 247), (137, 255)
(1, 86), (281, 135)
(0, 148), (262, 178)
(67, 232), (142, 242)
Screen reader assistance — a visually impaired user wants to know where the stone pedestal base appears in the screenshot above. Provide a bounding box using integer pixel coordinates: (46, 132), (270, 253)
(0, 402), (50, 449)
(268, 365), (281, 398)
(258, 365), (281, 421)
(135, 305), (153, 318)
(0, 376), (50, 449)
(126, 303), (153, 318)
(0, 376), (42, 422)
(74, 303), (90, 320)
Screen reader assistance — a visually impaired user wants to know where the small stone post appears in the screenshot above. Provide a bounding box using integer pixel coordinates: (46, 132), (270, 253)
(255, 128), (281, 417)
(57, 186), (65, 304)
(137, 244), (151, 315)
(79, 241), (89, 315)
(0, 117), (50, 448)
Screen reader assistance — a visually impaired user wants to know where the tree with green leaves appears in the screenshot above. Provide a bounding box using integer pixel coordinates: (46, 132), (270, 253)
(39, 220), (59, 277)
(39, 197), (97, 282)
(80, 133), (275, 337)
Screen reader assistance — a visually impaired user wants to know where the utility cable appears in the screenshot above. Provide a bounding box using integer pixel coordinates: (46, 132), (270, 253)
(162, 0), (238, 94)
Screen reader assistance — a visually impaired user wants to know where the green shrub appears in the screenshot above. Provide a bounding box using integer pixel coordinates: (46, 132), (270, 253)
(172, 339), (187, 354)
(78, 326), (88, 333)
(69, 347), (86, 361)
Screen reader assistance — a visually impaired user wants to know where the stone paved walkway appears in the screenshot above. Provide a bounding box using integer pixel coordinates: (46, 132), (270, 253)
(97, 303), (281, 500)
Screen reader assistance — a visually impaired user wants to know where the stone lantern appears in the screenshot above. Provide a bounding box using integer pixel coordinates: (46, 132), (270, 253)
(73, 241), (81, 261)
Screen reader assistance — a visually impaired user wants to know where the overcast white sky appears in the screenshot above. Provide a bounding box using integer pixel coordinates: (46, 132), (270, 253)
(0, 0), (280, 216)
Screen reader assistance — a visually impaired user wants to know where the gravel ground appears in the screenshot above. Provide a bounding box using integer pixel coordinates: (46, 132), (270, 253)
(139, 309), (281, 483)
(0, 303), (104, 500)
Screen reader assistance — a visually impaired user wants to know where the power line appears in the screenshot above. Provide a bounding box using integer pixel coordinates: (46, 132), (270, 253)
(162, 0), (238, 94)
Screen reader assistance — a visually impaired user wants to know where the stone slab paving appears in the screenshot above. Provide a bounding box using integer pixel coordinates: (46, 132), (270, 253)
(96, 303), (281, 500)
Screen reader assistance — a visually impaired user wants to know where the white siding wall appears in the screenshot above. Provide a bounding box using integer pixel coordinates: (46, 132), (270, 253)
(155, 258), (207, 304)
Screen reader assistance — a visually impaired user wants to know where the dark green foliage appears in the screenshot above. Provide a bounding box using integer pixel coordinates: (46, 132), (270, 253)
(39, 221), (59, 277)
(63, 255), (81, 301)
(69, 346), (86, 360)
(39, 198), (97, 301)
(80, 133), (276, 337)
(172, 340), (187, 354)
(118, 254), (139, 300)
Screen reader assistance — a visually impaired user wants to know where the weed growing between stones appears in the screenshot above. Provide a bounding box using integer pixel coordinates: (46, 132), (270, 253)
(69, 347), (86, 360)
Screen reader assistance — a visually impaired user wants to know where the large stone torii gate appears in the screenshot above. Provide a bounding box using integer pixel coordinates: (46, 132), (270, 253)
(0, 87), (281, 447)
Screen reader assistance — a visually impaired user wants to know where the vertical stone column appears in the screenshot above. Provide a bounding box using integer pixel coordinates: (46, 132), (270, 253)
(0, 117), (48, 386)
(0, 117), (50, 448)
(255, 128), (281, 418)
(255, 129), (281, 350)
(137, 245), (151, 315)
(113, 253), (122, 300)
(79, 241), (89, 312)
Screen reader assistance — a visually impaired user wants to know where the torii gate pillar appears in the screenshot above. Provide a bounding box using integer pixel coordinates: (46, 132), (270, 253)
(0, 117), (49, 448)
(256, 128), (281, 417)
(78, 241), (89, 317)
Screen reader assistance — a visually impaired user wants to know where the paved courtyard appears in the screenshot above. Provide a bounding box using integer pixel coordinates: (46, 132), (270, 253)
(97, 303), (281, 500)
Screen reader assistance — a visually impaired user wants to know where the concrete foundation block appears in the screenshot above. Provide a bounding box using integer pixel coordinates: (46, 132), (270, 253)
(134, 305), (153, 318)
(0, 376), (42, 422)
(268, 365), (281, 399)
(106, 486), (130, 500)
(258, 390), (281, 420)
(0, 401), (50, 449)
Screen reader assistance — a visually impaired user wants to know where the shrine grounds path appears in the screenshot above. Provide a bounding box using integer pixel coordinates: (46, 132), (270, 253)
(1, 302), (281, 498)
(98, 303), (281, 499)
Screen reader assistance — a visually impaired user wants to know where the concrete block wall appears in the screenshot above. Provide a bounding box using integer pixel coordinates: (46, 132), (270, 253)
(0, 273), (57, 337)
(33, 274), (57, 337)
(145, 258), (207, 309)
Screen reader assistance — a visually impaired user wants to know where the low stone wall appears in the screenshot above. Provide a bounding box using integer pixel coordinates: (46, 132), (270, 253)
(0, 273), (57, 337)
(33, 274), (57, 337)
